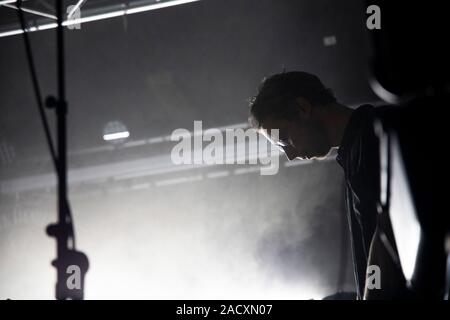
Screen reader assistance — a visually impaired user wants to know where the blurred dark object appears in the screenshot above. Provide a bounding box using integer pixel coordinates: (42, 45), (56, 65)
(374, 93), (448, 299)
(364, 0), (449, 299)
(366, 1), (449, 103)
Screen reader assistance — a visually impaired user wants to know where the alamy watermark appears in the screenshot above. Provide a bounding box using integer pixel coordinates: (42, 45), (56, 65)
(66, 5), (81, 30)
(170, 121), (280, 175)
(366, 264), (381, 290)
(66, 264), (81, 290)
(366, 5), (381, 30)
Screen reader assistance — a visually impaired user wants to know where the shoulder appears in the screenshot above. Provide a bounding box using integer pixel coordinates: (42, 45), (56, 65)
(340, 104), (380, 177)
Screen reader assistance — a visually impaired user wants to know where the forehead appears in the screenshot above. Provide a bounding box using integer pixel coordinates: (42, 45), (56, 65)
(260, 118), (290, 133)
(259, 118), (290, 142)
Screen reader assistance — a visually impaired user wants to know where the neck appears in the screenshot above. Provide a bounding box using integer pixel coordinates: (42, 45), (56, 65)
(320, 103), (353, 148)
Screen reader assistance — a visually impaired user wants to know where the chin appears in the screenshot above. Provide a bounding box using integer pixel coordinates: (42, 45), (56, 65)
(316, 148), (337, 160)
(309, 150), (334, 161)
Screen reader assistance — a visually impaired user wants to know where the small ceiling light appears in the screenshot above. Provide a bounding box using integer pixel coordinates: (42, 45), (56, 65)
(103, 121), (130, 143)
(323, 35), (337, 47)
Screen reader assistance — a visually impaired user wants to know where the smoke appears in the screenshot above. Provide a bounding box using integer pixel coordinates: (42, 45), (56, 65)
(253, 160), (355, 297)
(0, 159), (354, 299)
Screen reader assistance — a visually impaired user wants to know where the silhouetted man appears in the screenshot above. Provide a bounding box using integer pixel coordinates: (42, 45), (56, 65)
(248, 71), (405, 299)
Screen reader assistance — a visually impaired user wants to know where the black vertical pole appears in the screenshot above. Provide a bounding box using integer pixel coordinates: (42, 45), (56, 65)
(56, 0), (68, 300)
(18, 0), (88, 300)
(46, 0), (88, 300)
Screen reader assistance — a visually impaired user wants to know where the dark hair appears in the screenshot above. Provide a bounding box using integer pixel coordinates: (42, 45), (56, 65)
(248, 71), (337, 128)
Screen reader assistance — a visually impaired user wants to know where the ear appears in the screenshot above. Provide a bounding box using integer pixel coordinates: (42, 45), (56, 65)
(295, 97), (312, 120)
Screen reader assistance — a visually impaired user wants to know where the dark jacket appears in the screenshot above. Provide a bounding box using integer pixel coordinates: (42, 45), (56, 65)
(336, 104), (381, 299)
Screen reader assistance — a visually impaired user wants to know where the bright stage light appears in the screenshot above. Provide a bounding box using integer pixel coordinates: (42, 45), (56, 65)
(0, 0), (202, 38)
(103, 131), (130, 141)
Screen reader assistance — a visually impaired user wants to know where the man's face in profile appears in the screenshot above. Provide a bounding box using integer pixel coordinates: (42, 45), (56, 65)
(259, 116), (332, 161)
